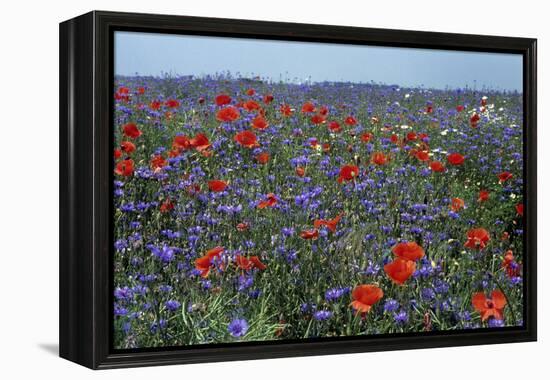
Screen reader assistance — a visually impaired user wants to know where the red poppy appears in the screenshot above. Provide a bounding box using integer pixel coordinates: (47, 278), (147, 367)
(195, 247), (225, 278)
(151, 155), (167, 170)
(216, 106), (241, 122)
(314, 213), (343, 233)
(464, 228), (491, 250)
(114, 159), (134, 176)
(478, 190), (490, 202)
(390, 134), (399, 144)
(120, 141), (136, 154)
(114, 149), (122, 159)
(447, 153), (465, 166)
(263, 94), (274, 104)
(115, 87), (130, 101)
(235, 255), (267, 271)
(215, 94), (232, 106)
(318, 106), (329, 116)
(150, 100), (162, 110)
(470, 113), (481, 128)
(516, 203), (524, 216)
(280, 104), (293, 117)
(246, 88), (256, 96)
(122, 123), (142, 139)
(328, 121), (341, 132)
(472, 290), (507, 321)
(208, 180), (228, 192)
(451, 197), (465, 212)
(173, 135), (191, 150)
(392, 242), (425, 261)
(406, 132), (418, 141)
(189, 133), (211, 151)
(344, 116), (357, 126)
(255, 152), (270, 164)
(295, 167), (305, 177)
(372, 152), (388, 166)
(299, 229), (319, 240)
(136, 87), (145, 95)
(234, 130), (259, 148)
(415, 150), (430, 162)
(165, 99), (180, 108)
(310, 114), (326, 125)
(456, 105), (465, 112)
(301, 101), (316, 114)
(251, 115), (269, 130)
(502, 250), (521, 278)
(243, 100), (261, 112)
(498, 171), (513, 183)
(350, 284), (384, 314)
(426, 105), (433, 113)
(257, 193), (277, 209)
(159, 199), (174, 213)
(429, 161), (445, 172)
(384, 257), (416, 285)
(337, 165), (359, 183)
(322, 143), (331, 153)
(236, 222), (249, 232)
(361, 132), (374, 143)
(198, 97), (205, 104)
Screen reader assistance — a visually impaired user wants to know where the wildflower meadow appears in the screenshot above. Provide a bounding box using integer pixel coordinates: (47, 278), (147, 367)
(113, 75), (524, 349)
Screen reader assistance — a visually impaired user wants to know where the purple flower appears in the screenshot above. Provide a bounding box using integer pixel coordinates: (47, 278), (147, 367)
(114, 287), (133, 301)
(325, 287), (350, 302)
(393, 310), (409, 324)
(384, 299), (400, 312)
(165, 300), (181, 312)
(228, 318), (249, 337)
(313, 310), (333, 321)
(488, 318), (505, 328)
(149, 244), (177, 263)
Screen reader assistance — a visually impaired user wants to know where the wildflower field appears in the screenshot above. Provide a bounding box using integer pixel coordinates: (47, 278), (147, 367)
(113, 75), (524, 349)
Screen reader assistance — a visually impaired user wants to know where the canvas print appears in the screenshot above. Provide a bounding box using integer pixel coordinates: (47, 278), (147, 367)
(112, 32), (524, 350)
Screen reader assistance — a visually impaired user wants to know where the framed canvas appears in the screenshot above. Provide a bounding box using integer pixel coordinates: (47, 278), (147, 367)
(59, 11), (537, 369)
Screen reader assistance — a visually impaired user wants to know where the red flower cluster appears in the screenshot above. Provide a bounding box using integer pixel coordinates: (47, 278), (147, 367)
(384, 242), (425, 285)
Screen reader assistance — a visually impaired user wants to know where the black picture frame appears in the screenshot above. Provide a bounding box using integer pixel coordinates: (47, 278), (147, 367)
(59, 10), (537, 369)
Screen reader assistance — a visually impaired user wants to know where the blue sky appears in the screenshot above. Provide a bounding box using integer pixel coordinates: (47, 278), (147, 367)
(114, 31), (523, 92)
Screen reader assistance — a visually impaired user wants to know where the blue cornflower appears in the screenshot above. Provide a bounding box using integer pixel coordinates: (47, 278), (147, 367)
(237, 275), (254, 292)
(114, 239), (128, 252)
(313, 310), (333, 321)
(434, 279), (450, 294)
(114, 305), (128, 316)
(165, 300), (181, 312)
(114, 286), (133, 301)
(384, 299), (400, 312)
(120, 202), (135, 212)
(281, 227), (295, 237)
(487, 318), (505, 328)
(149, 244), (176, 263)
(393, 310), (409, 324)
(159, 284), (173, 293)
(325, 287), (350, 302)
(421, 288), (436, 301)
(129, 221), (141, 229)
(228, 318), (249, 338)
